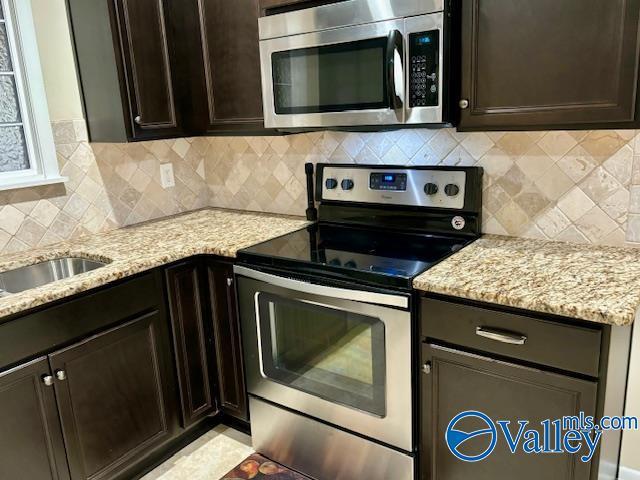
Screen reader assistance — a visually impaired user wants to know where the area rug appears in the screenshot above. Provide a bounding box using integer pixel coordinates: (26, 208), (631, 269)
(220, 453), (312, 480)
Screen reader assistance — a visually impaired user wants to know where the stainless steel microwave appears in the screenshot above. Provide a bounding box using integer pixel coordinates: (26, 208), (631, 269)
(258, 0), (447, 129)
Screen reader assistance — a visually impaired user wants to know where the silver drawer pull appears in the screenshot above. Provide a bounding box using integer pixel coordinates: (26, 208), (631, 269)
(476, 327), (527, 345)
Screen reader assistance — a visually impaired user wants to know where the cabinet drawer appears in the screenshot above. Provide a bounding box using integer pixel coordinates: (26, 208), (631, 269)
(422, 297), (602, 377)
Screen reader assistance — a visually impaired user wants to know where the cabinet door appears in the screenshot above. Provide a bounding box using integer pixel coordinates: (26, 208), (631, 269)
(0, 358), (69, 480)
(421, 344), (597, 480)
(112, 0), (182, 139)
(207, 260), (248, 421)
(165, 262), (217, 427)
(196, 0), (265, 132)
(50, 312), (175, 480)
(459, 0), (640, 130)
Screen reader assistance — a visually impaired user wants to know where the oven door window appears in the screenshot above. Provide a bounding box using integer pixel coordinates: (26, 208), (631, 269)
(257, 292), (386, 417)
(271, 37), (389, 115)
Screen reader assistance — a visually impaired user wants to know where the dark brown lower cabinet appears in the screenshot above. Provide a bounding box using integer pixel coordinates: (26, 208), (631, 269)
(206, 259), (248, 421)
(164, 259), (248, 423)
(166, 262), (217, 427)
(421, 344), (598, 480)
(0, 357), (70, 480)
(50, 311), (177, 480)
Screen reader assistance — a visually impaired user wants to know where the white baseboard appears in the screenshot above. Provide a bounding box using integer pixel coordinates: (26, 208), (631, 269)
(619, 466), (640, 480)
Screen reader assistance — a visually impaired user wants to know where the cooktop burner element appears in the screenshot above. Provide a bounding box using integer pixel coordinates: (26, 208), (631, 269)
(239, 223), (469, 288)
(237, 164), (484, 290)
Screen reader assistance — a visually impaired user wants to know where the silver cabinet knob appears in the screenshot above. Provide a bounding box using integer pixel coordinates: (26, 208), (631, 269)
(422, 362), (432, 375)
(459, 99), (469, 109)
(55, 370), (67, 381)
(42, 375), (54, 386)
(226, 277), (233, 287)
(134, 115), (142, 125)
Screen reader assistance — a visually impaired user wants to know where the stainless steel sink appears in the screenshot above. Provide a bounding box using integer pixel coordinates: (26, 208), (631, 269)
(0, 257), (108, 295)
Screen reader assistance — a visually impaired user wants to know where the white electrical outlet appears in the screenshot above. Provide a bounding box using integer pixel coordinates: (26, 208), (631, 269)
(160, 163), (175, 188)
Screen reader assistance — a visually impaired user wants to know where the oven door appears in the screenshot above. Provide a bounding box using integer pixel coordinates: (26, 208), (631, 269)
(259, 19), (406, 129)
(236, 266), (413, 452)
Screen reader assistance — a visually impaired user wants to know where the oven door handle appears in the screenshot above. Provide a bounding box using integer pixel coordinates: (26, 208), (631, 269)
(386, 29), (404, 111)
(234, 265), (409, 309)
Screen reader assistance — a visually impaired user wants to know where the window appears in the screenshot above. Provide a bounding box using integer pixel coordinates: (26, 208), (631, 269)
(0, 0), (64, 190)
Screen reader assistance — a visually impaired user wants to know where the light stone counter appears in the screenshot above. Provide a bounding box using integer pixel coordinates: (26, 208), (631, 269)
(0, 208), (308, 319)
(414, 235), (640, 326)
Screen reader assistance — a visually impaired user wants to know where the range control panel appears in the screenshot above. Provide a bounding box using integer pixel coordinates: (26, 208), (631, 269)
(409, 30), (439, 108)
(370, 173), (408, 191)
(320, 166), (469, 210)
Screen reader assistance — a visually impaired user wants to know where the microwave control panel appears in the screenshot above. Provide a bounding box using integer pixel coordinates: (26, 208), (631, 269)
(409, 30), (439, 108)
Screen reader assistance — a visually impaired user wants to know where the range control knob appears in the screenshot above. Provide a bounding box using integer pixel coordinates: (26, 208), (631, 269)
(325, 178), (338, 190)
(444, 184), (460, 197)
(341, 179), (355, 191)
(424, 183), (439, 195)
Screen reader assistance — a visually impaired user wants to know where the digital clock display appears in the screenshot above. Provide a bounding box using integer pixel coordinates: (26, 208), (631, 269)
(370, 172), (407, 191)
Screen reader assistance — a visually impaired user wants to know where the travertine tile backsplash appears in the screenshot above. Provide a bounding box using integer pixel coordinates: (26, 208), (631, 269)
(0, 120), (208, 254)
(0, 120), (639, 255)
(208, 128), (640, 247)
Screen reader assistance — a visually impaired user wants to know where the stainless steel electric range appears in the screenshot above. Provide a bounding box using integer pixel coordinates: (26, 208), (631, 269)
(234, 163), (483, 480)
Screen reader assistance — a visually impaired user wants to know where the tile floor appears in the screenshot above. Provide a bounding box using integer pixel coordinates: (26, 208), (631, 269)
(142, 426), (254, 480)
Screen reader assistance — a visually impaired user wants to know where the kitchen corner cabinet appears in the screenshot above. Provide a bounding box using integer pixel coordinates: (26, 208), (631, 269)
(458, 0), (640, 130)
(67, 0), (268, 142)
(206, 259), (248, 421)
(165, 259), (248, 423)
(165, 262), (217, 427)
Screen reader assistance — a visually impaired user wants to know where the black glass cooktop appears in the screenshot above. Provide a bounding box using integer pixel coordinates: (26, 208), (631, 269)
(237, 223), (471, 289)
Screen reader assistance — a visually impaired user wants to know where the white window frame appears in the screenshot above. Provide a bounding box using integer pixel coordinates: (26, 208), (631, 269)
(0, 0), (65, 191)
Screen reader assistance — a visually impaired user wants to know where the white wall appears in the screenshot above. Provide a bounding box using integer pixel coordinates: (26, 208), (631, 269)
(30, 0), (83, 121)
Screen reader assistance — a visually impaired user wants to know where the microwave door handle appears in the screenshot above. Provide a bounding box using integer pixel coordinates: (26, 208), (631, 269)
(386, 30), (404, 111)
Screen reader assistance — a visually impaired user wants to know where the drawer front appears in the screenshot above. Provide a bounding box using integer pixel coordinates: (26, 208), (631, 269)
(422, 297), (602, 377)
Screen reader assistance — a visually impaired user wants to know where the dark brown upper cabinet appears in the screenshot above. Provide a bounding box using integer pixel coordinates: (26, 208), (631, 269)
(194, 0), (265, 132)
(68, 0), (269, 142)
(458, 0), (640, 131)
(111, 0), (181, 137)
(67, 0), (183, 142)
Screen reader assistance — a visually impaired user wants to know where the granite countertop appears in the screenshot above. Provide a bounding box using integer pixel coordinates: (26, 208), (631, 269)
(3, 208), (637, 327)
(0, 208), (309, 319)
(414, 235), (640, 327)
